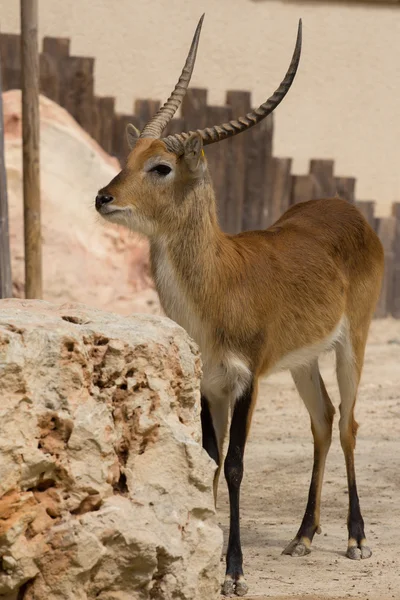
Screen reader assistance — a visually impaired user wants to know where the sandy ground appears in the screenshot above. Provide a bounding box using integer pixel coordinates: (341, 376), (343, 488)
(217, 318), (400, 600)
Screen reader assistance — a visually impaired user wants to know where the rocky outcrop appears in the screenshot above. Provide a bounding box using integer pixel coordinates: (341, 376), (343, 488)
(0, 299), (222, 600)
(3, 90), (159, 315)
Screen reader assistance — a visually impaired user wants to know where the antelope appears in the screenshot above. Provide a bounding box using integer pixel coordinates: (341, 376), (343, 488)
(95, 15), (384, 597)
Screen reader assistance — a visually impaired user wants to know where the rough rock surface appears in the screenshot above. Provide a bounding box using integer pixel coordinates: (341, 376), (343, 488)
(3, 90), (159, 315)
(0, 299), (222, 600)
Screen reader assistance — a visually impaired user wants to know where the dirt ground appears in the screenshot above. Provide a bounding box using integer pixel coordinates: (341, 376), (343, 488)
(217, 318), (400, 600)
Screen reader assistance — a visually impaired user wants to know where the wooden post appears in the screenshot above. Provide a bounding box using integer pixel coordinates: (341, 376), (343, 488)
(21, 0), (42, 298)
(0, 48), (12, 298)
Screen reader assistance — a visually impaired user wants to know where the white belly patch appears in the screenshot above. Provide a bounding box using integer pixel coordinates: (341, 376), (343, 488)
(268, 317), (345, 375)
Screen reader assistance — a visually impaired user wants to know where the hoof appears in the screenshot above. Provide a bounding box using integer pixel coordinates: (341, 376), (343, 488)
(222, 576), (248, 597)
(282, 538), (311, 557)
(235, 579), (249, 596)
(346, 546), (361, 560)
(346, 543), (372, 560)
(361, 545), (372, 559)
(222, 578), (235, 597)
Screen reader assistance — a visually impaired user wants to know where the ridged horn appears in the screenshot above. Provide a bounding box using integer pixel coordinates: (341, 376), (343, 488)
(140, 14), (205, 139)
(161, 19), (302, 155)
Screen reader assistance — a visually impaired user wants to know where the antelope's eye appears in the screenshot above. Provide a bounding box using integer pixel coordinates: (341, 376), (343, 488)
(149, 164), (172, 176)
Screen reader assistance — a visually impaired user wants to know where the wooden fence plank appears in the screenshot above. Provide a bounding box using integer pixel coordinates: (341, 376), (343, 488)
(42, 36), (70, 57)
(59, 56), (95, 136)
(309, 159), (335, 198)
(391, 203), (400, 318)
(0, 33), (21, 90)
(259, 115), (275, 230)
(375, 216), (396, 318)
(266, 157), (292, 227)
(356, 200), (376, 231)
(94, 96), (115, 154)
(112, 113), (141, 166)
(164, 117), (185, 137)
(205, 105), (232, 232)
(90, 97), (101, 149)
(181, 88), (208, 129)
(226, 91), (251, 233)
(291, 174), (314, 206)
(40, 38), (70, 104)
(134, 99), (161, 130)
(39, 52), (62, 103)
(335, 177), (356, 203)
(243, 116), (272, 231)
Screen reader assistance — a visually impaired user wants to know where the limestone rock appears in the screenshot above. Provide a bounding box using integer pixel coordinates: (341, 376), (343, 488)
(0, 299), (222, 600)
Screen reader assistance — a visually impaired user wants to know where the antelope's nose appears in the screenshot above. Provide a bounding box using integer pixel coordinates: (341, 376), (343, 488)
(95, 194), (114, 211)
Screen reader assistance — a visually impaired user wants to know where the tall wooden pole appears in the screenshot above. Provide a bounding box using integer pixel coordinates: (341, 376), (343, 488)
(21, 0), (42, 299)
(0, 50), (13, 298)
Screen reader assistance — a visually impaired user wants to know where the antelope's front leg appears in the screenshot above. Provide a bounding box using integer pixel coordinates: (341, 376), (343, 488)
(222, 380), (255, 597)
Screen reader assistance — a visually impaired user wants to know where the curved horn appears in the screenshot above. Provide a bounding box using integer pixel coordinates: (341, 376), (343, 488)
(162, 19), (302, 155)
(140, 14), (205, 139)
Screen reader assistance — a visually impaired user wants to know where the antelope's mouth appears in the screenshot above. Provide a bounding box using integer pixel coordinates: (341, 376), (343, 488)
(98, 205), (131, 219)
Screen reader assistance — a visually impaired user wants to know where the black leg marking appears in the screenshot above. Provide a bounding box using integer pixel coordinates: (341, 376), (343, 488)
(282, 447), (322, 557)
(345, 458), (371, 560)
(296, 450), (322, 540)
(222, 381), (253, 597)
(348, 480), (365, 541)
(201, 395), (219, 465)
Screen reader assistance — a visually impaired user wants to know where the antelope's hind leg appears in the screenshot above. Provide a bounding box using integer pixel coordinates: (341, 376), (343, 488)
(200, 394), (229, 503)
(283, 360), (335, 557)
(201, 394), (220, 465)
(336, 328), (372, 560)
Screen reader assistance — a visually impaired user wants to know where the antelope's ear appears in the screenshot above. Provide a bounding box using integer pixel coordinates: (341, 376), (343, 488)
(126, 123), (140, 150)
(183, 132), (203, 172)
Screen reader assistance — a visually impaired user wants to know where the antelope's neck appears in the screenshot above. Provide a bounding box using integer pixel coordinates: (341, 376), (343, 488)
(149, 189), (226, 335)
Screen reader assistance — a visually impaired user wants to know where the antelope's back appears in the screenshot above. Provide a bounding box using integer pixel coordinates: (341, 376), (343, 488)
(273, 197), (384, 277)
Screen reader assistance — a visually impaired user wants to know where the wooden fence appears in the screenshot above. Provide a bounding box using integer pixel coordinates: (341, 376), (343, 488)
(1, 32), (399, 318)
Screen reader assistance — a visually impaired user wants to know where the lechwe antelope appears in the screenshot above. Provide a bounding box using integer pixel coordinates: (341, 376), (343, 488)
(95, 15), (384, 597)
